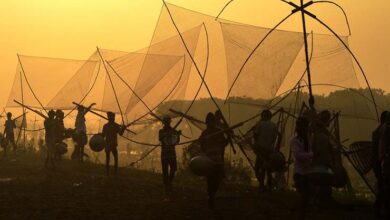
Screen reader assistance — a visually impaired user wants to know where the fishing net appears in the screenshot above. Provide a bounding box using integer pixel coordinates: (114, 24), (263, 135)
(6, 55), (99, 110)
(132, 3), (306, 173)
(152, 4), (380, 192)
(221, 22), (305, 100)
(107, 25), (202, 122)
(2, 3), (380, 192)
(226, 31), (378, 192)
(274, 33), (377, 144)
(5, 55), (102, 148)
(150, 3), (307, 124)
(47, 49), (129, 111)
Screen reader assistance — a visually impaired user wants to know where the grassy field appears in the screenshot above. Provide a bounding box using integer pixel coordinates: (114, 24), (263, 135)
(0, 153), (375, 220)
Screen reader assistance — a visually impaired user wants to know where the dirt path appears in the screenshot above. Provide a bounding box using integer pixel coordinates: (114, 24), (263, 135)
(0, 154), (374, 220)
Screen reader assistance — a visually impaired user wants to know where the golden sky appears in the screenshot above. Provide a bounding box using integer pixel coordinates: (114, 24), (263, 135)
(0, 0), (389, 107)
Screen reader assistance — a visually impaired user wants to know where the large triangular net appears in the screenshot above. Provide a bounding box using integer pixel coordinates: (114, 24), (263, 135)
(2, 3), (379, 193)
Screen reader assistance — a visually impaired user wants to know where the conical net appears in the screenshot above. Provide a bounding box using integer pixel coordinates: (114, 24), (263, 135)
(2, 3), (379, 193)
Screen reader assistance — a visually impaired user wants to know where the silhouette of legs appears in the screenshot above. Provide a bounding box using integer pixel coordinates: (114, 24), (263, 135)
(105, 150), (110, 175)
(44, 144), (56, 170)
(112, 148), (118, 175)
(255, 156), (269, 190)
(2, 139), (9, 157)
(105, 148), (118, 176)
(162, 159), (177, 194)
(72, 144), (80, 160)
(78, 144), (84, 163)
(294, 174), (310, 220)
(383, 173), (390, 219)
(207, 165), (224, 209)
(3, 136), (17, 156)
(10, 138), (17, 153)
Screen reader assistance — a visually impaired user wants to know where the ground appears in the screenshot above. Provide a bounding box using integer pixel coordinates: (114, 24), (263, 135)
(0, 153), (375, 220)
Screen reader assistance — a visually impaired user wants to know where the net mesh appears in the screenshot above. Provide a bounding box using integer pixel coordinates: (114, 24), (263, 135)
(2, 3), (379, 192)
(107, 25), (202, 121)
(221, 22), (305, 100)
(6, 55), (99, 109)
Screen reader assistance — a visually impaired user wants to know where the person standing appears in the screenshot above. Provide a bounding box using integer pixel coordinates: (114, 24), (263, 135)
(158, 116), (181, 197)
(2, 112), (17, 155)
(200, 112), (228, 209)
(53, 110), (66, 160)
(291, 117), (313, 219)
(311, 110), (335, 205)
(214, 110), (230, 159)
(102, 112), (126, 176)
(253, 110), (278, 191)
(372, 111), (388, 218)
(74, 103), (95, 163)
(379, 112), (390, 219)
(44, 110), (56, 169)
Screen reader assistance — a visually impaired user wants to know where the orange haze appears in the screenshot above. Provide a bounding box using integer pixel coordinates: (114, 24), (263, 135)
(1, 0), (389, 107)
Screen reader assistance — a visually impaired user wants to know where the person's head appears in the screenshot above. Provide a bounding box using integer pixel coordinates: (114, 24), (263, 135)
(77, 105), (85, 113)
(6, 112), (12, 119)
(205, 112), (216, 128)
(380, 111), (389, 124)
(309, 96), (315, 108)
(107, 112), (115, 122)
(317, 110), (331, 127)
(162, 116), (171, 127)
(385, 112), (390, 125)
(261, 110), (272, 121)
(48, 110), (55, 119)
(56, 110), (64, 119)
(295, 117), (309, 138)
(214, 110), (223, 121)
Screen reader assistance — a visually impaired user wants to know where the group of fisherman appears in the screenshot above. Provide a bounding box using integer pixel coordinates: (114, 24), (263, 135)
(1, 99), (390, 216)
(287, 102), (390, 219)
(157, 104), (342, 211)
(289, 107), (339, 217)
(253, 108), (338, 213)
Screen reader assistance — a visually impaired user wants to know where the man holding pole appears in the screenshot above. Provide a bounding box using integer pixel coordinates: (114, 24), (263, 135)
(158, 116), (181, 197)
(102, 111), (126, 176)
(74, 103), (95, 163)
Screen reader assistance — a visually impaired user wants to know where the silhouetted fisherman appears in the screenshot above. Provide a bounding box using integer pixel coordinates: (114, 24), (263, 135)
(54, 110), (66, 159)
(291, 117), (313, 219)
(372, 111), (388, 218)
(74, 103), (95, 163)
(311, 110), (334, 205)
(102, 112), (125, 176)
(158, 116), (181, 196)
(215, 110), (231, 164)
(44, 110), (56, 169)
(379, 112), (390, 219)
(200, 112), (228, 209)
(302, 97), (318, 134)
(2, 112), (17, 155)
(253, 110), (278, 191)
